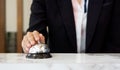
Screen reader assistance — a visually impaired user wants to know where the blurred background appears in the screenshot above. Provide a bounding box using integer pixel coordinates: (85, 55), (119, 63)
(0, 0), (32, 53)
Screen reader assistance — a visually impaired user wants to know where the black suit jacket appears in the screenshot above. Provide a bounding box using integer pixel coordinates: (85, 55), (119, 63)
(27, 0), (120, 53)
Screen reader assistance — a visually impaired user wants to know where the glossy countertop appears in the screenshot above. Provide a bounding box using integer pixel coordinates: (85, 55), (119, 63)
(1, 53), (120, 70)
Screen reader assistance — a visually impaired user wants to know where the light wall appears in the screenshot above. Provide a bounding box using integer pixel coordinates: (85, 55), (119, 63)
(6, 0), (17, 32)
(23, 0), (32, 32)
(6, 0), (32, 32)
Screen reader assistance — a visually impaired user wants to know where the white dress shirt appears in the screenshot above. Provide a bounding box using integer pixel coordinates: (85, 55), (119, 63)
(71, 0), (89, 53)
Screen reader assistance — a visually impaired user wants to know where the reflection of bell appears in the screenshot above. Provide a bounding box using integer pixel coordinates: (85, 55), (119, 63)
(26, 42), (52, 59)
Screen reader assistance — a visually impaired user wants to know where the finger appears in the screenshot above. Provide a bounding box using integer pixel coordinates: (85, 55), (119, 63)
(24, 47), (29, 53)
(27, 32), (36, 45)
(24, 35), (32, 48)
(39, 34), (45, 44)
(21, 39), (29, 53)
(33, 30), (40, 41)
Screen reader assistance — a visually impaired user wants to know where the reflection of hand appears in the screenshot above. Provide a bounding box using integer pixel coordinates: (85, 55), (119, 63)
(21, 30), (45, 53)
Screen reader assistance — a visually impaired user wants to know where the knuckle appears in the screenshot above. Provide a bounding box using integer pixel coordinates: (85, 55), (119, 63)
(27, 32), (32, 36)
(33, 31), (39, 35)
(33, 30), (37, 33)
(39, 34), (43, 37)
(27, 31), (31, 34)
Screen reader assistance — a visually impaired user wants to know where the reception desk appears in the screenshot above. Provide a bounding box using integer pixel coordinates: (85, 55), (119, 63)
(1, 53), (120, 70)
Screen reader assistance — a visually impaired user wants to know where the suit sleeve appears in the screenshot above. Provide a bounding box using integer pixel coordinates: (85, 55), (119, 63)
(27, 0), (48, 42)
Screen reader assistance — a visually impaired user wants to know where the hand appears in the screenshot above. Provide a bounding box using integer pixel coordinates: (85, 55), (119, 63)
(21, 30), (45, 53)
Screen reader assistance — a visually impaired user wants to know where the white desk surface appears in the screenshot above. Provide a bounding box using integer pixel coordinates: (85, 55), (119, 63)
(1, 53), (120, 70)
(0, 53), (120, 63)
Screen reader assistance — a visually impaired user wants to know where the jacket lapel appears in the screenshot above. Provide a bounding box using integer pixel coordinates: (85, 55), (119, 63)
(56, 0), (104, 51)
(86, 0), (103, 49)
(56, 0), (77, 48)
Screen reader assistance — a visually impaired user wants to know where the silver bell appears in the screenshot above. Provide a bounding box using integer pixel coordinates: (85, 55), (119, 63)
(26, 41), (52, 59)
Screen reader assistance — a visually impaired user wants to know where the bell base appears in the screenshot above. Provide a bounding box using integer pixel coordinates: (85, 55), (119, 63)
(26, 53), (52, 59)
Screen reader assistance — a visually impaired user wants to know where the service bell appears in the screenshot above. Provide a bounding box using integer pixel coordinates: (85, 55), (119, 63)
(26, 41), (52, 59)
